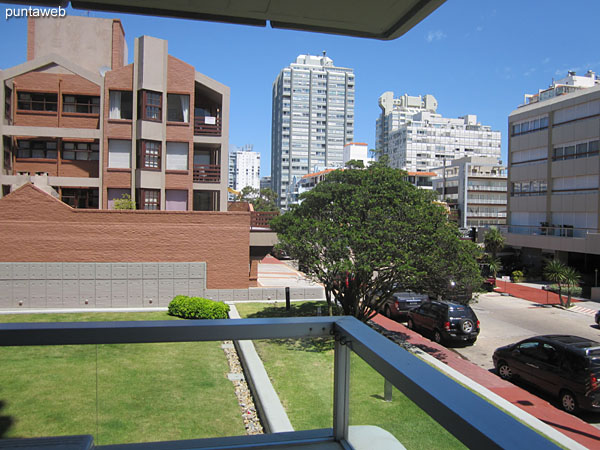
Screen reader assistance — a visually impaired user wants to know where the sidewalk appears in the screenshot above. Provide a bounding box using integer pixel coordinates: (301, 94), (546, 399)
(372, 314), (600, 448)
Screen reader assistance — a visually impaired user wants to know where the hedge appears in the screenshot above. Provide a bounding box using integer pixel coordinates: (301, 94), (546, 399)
(168, 295), (230, 319)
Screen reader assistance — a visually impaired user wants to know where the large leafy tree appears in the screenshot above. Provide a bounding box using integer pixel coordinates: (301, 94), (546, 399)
(271, 163), (482, 322)
(237, 186), (278, 212)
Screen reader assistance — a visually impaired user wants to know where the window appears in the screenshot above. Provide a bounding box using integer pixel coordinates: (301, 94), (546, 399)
(108, 139), (131, 169)
(167, 94), (190, 122)
(63, 95), (100, 114)
(109, 91), (133, 120)
(17, 92), (57, 112)
(62, 142), (99, 161)
(139, 90), (162, 121)
(16, 140), (57, 159)
(166, 142), (188, 170)
(139, 140), (161, 170)
(139, 189), (160, 210)
(61, 188), (98, 209)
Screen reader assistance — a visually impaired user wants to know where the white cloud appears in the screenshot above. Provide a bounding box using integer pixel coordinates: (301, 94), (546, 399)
(476, 26), (483, 32)
(426, 30), (447, 43)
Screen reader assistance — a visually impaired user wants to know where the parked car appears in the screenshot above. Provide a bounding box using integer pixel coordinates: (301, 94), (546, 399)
(595, 310), (600, 326)
(493, 335), (600, 414)
(380, 292), (429, 321)
(406, 300), (480, 345)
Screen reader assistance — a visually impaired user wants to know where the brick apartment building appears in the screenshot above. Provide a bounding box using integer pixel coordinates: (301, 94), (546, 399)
(0, 16), (281, 307)
(0, 15), (229, 211)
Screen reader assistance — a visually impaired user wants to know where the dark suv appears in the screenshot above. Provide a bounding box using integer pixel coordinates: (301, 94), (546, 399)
(407, 300), (479, 345)
(381, 292), (429, 321)
(493, 335), (600, 413)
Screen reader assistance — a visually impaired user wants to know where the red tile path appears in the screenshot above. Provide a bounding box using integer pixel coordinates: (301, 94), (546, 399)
(373, 313), (600, 448)
(494, 280), (580, 305)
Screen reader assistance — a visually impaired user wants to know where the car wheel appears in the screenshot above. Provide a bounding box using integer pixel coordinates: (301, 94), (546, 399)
(433, 330), (442, 344)
(407, 318), (414, 330)
(560, 390), (579, 414)
(459, 318), (474, 334)
(384, 305), (391, 318)
(497, 361), (513, 380)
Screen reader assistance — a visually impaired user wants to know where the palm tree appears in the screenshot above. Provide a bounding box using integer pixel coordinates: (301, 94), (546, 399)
(544, 259), (567, 306)
(486, 256), (502, 279)
(563, 266), (581, 308)
(484, 226), (504, 259)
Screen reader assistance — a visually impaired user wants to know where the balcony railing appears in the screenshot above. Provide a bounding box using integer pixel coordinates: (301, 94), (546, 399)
(193, 164), (221, 183)
(194, 115), (222, 136)
(502, 224), (596, 238)
(251, 211), (279, 229)
(0, 317), (560, 449)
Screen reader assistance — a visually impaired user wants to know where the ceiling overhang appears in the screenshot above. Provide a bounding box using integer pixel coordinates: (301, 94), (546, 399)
(7, 0), (446, 40)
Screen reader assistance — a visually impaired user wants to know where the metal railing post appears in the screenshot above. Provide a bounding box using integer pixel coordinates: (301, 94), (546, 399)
(333, 338), (350, 441)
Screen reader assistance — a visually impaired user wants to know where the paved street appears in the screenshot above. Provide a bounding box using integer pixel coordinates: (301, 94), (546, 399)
(454, 292), (600, 370)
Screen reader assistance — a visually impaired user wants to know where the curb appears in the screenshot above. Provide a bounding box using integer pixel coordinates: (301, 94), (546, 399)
(227, 304), (294, 434)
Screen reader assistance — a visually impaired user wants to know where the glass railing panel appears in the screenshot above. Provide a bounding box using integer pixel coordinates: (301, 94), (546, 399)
(0, 343), (97, 440)
(95, 340), (245, 445)
(348, 351), (465, 449)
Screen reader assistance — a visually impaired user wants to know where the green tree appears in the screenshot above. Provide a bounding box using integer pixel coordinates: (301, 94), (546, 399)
(483, 226), (504, 259)
(563, 266), (581, 308)
(237, 186), (278, 212)
(271, 163), (482, 322)
(485, 255), (502, 279)
(544, 259), (567, 307)
(113, 193), (136, 210)
(345, 159), (365, 169)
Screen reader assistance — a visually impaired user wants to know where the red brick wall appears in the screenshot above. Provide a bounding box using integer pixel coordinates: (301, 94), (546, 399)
(27, 17), (35, 60)
(0, 185), (251, 289)
(111, 20), (125, 70)
(13, 72), (101, 129)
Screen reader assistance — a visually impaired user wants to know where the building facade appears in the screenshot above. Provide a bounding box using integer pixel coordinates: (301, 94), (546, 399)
(432, 156), (507, 228)
(375, 92), (501, 172)
(0, 16), (230, 212)
(228, 144), (260, 200)
(506, 71), (600, 269)
(271, 53), (355, 208)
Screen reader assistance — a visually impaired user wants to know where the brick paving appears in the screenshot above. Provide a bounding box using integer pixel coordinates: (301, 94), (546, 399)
(372, 314), (600, 448)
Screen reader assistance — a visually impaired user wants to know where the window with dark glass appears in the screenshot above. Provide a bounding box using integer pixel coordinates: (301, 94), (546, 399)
(63, 95), (100, 114)
(61, 188), (99, 209)
(167, 94), (190, 122)
(17, 92), (57, 112)
(108, 91), (133, 120)
(16, 140), (58, 159)
(138, 140), (161, 170)
(62, 142), (99, 161)
(139, 90), (162, 121)
(139, 189), (160, 210)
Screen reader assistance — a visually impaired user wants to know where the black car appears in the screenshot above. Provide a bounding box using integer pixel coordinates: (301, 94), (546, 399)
(595, 310), (600, 326)
(381, 292), (429, 321)
(493, 335), (600, 414)
(406, 300), (480, 345)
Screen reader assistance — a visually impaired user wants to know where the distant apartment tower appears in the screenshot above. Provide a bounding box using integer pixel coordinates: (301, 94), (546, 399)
(228, 144), (260, 200)
(506, 71), (600, 267)
(375, 92), (501, 172)
(432, 156), (507, 228)
(260, 176), (271, 191)
(0, 16), (229, 211)
(271, 53), (355, 208)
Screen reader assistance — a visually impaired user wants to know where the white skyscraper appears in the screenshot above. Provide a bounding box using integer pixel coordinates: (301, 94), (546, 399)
(376, 91), (501, 172)
(271, 53), (355, 208)
(228, 145), (260, 200)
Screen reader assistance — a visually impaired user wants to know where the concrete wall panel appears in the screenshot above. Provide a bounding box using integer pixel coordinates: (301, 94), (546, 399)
(189, 262), (205, 279)
(46, 280), (63, 306)
(79, 263), (95, 280)
(173, 263), (189, 279)
(159, 263), (173, 279)
(159, 279), (174, 306)
(63, 263), (79, 280)
(173, 279), (189, 297)
(96, 263), (112, 280)
(112, 263), (128, 280)
(13, 280), (29, 306)
(46, 263), (62, 280)
(143, 263), (158, 280)
(0, 264), (12, 280)
(111, 279), (128, 307)
(79, 280), (95, 306)
(13, 263), (29, 280)
(187, 280), (204, 298)
(30, 280), (46, 307)
(95, 280), (111, 307)
(128, 263), (143, 279)
(29, 263), (46, 280)
(127, 279), (143, 307)
(62, 280), (80, 306)
(143, 279), (158, 306)
(0, 281), (12, 308)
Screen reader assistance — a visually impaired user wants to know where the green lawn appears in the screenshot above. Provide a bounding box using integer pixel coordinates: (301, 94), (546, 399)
(0, 312), (245, 445)
(235, 302), (465, 450)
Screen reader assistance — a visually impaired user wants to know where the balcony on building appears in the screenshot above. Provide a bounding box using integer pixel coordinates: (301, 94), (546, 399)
(193, 144), (221, 184)
(194, 83), (222, 137)
(0, 317), (563, 450)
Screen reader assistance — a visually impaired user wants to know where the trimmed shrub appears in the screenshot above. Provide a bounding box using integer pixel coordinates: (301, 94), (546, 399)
(511, 270), (524, 283)
(547, 284), (582, 297)
(168, 295), (230, 319)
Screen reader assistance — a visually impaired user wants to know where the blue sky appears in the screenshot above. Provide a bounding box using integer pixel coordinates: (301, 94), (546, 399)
(1, 1), (599, 176)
